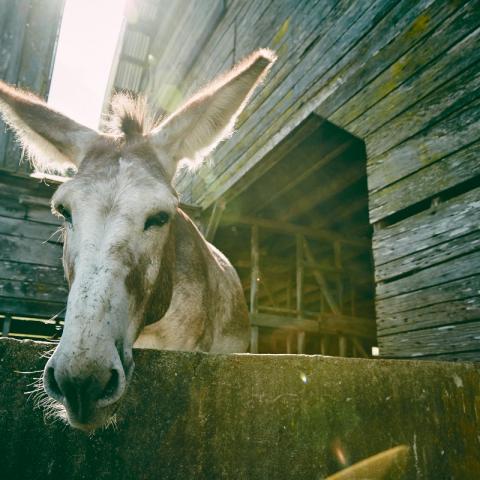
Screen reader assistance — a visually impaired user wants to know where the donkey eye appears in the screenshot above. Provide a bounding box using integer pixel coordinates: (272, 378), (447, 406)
(144, 211), (170, 230)
(56, 204), (72, 224)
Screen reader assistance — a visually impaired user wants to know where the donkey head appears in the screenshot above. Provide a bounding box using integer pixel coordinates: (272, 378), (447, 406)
(0, 50), (275, 431)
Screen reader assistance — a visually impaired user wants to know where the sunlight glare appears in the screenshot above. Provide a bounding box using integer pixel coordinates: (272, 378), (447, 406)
(48, 0), (128, 129)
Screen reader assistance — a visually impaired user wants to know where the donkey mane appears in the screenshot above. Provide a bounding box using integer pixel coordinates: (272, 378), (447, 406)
(104, 93), (161, 140)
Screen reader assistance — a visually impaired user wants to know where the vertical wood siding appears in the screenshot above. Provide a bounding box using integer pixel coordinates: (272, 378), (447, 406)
(0, 0), (64, 175)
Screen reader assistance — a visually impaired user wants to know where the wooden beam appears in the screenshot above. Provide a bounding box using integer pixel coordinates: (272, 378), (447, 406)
(250, 326), (259, 355)
(222, 214), (369, 247)
(296, 234), (304, 318)
(303, 238), (340, 315)
(251, 139), (355, 215)
(352, 337), (369, 358)
(296, 234), (305, 354)
(205, 200), (225, 242)
(250, 313), (319, 333)
(198, 114), (325, 210)
(250, 313), (375, 339)
(249, 225), (259, 353)
(279, 163), (365, 222)
(249, 225), (259, 314)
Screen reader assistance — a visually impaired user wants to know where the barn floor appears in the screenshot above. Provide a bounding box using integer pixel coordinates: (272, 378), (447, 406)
(1, 338), (478, 479)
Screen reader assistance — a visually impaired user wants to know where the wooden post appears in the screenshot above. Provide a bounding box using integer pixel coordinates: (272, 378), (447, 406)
(320, 335), (328, 355)
(286, 333), (293, 354)
(205, 200), (225, 242)
(250, 225), (259, 353)
(1, 315), (12, 337)
(350, 287), (356, 316)
(286, 275), (292, 310)
(352, 337), (368, 358)
(250, 326), (259, 355)
(296, 234), (305, 354)
(339, 335), (348, 357)
(334, 241), (343, 308)
(297, 331), (306, 354)
(303, 238), (340, 315)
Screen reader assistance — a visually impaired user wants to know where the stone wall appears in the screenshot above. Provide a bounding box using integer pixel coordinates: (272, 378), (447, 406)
(1, 338), (479, 479)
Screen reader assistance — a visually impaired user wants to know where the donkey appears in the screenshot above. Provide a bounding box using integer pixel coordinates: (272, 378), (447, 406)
(0, 49), (276, 431)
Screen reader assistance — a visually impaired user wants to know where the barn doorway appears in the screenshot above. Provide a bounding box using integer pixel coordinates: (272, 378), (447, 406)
(205, 114), (376, 357)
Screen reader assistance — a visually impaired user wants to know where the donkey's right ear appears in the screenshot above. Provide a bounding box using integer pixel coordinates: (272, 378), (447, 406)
(0, 81), (99, 173)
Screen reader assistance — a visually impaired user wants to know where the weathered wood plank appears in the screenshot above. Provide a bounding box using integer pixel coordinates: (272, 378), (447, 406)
(187, 0), (458, 210)
(378, 320), (480, 357)
(0, 215), (62, 243)
(376, 276), (480, 318)
(225, 115), (330, 215)
(322, 0), (469, 126)
(187, 0), (389, 207)
(367, 58), (480, 163)
(367, 95), (480, 195)
(0, 192), (60, 225)
(250, 312), (374, 338)
(180, 0), (251, 93)
(143, 0), (224, 112)
(0, 260), (65, 286)
(376, 230), (480, 286)
(220, 114), (324, 213)
(177, 0), (480, 216)
(221, 214), (370, 247)
(335, 1), (480, 135)
(413, 351), (480, 362)
(0, 171), (58, 196)
(0, 278), (67, 304)
(377, 297), (480, 336)
(0, 234), (63, 268)
(0, 297), (65, 319)
(369, 140), (480, 223)
(1, 0), (63, 174)
(277, 158), (366, 222)
(253, 136), (356, 216)
(373, 187), (480, 267)
(0, 0), (30, 169)
(377, 250), (480, 300)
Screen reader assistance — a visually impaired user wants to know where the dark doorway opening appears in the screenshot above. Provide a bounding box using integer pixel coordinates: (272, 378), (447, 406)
(207, 114), (376, 357)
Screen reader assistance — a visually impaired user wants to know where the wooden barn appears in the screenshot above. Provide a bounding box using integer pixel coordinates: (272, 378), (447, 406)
(0, 0), (479, 362)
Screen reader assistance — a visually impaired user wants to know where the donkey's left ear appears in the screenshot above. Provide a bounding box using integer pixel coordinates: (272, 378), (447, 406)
(149, 49), (276, 179)
(0, 81), (99, 173)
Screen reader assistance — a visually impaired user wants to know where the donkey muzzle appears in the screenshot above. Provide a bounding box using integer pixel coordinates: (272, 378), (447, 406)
(43, 345), (128, 428)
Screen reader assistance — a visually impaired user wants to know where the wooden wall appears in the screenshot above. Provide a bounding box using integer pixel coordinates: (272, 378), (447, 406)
(0, 172), (66, 338)
(138, 0), (480, 360)
(108, 0), (224, 114)
(0, 0), (66, 338)
(0, 0), (64, 175)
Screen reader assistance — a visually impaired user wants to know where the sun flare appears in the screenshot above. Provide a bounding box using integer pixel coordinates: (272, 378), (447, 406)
(48, 0), (128, 129)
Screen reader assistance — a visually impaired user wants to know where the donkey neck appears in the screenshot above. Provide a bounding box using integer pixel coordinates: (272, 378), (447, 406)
(145, 208), (212, 324)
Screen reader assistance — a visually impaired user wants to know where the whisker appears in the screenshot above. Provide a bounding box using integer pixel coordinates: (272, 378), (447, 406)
(43, 225), (65, 244)
(14, 369), (44, 375)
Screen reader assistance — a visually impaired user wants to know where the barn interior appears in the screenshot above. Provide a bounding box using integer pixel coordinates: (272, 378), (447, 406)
(201, 115), (376, 356)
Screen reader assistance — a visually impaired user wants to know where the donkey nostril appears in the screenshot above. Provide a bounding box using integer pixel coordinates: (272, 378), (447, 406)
(101, 369), (119, 400)
(45, 366), (63, 400)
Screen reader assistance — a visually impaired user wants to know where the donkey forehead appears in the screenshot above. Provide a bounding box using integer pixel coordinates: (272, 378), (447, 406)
(53, 156), (178, 215)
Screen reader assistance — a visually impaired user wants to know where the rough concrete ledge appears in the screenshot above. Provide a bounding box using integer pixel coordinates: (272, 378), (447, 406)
(0, 338), (479, 479)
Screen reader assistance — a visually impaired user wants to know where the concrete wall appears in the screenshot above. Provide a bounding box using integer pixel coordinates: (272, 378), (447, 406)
(1, 338), (479, 479)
